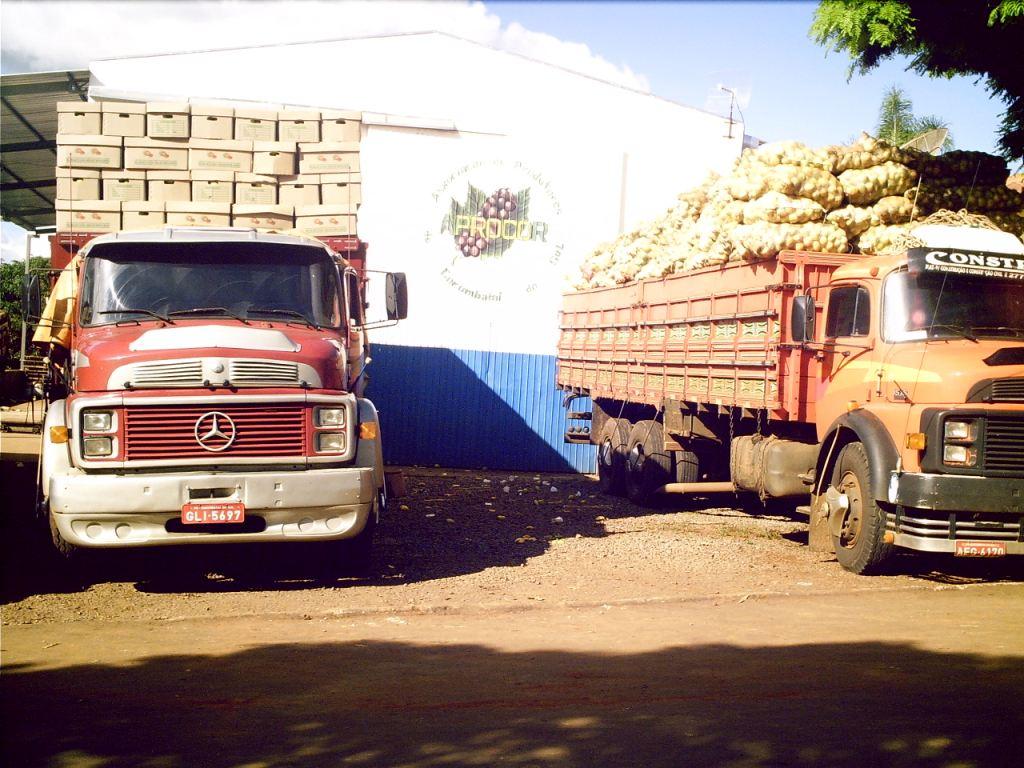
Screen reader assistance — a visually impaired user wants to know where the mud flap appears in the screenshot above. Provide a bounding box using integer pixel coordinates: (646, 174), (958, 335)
(808, 493), (835, 553)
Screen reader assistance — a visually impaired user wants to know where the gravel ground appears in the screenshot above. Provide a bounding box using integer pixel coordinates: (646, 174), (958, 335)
(3, 465), (1022, 627)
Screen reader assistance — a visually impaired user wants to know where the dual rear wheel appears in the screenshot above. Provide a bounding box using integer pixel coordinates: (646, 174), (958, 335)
(598, 418), (698, 505)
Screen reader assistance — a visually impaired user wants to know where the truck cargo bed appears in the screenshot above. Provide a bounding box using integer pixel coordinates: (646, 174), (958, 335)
(557, 251), (855, 423)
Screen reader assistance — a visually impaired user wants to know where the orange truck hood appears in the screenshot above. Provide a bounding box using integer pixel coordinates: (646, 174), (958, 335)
(881, 341), (1024, 405)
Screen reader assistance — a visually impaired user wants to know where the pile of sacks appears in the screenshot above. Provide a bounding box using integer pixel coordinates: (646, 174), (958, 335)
(577, 134), (1024, 289)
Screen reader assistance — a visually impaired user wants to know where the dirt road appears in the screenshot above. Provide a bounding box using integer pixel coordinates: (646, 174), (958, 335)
(3, 440), (1023, 766)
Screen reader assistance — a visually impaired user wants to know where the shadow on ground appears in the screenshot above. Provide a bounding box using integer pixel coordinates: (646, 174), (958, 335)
(3, 460), (1021, 601)
(3, 639), (1023, 767)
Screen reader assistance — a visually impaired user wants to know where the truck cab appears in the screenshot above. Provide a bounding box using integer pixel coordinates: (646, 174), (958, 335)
(33, 227), (407, 563)
(804, 226), (1024, 570)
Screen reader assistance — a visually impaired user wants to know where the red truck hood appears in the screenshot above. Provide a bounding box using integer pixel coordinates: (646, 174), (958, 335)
(74, 320), (346, 392)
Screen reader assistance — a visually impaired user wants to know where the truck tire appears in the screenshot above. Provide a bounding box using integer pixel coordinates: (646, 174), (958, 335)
(343, 502), (378, 576)
(625, 420), (673, 506)
(597, 417), (630, 495)
(47, 504), (80, 560)
(830, 442), (894, 575)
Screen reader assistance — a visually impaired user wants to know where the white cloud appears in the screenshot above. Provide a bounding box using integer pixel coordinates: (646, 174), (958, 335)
(0, 222), (49, 264)
(0, 1), (649, 92)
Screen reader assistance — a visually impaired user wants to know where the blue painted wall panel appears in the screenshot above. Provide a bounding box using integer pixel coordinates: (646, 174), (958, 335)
(367, 344), (595, 472)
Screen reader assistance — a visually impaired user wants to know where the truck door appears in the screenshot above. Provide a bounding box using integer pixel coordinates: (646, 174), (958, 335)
(818, 283), (875, 414)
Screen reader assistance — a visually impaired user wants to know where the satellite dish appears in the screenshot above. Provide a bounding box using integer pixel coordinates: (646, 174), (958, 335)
(901, 127), (949, 155)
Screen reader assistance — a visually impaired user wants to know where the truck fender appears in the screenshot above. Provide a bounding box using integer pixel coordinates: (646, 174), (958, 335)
(40, 399), (71, 500)
(355, 397), (385, 493)
(818, 410), (899, 503)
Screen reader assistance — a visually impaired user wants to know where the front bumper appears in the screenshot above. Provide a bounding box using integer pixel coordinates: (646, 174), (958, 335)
(888, 471), (1024, 554)
(49, 466), (377, 548)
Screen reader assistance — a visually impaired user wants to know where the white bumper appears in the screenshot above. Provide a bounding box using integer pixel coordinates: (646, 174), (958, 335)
(49, 466), (376, 548)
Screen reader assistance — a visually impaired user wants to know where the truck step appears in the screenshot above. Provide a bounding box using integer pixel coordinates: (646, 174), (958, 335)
(564, 426), (592, 444)
(567, 411), (592, 421)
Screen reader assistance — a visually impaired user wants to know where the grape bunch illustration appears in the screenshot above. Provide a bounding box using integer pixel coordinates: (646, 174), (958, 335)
(452, 186), (528, 259)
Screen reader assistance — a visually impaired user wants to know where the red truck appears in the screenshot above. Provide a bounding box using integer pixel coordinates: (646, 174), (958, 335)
(27, 226), (406, 567)
(557, 225), (1024, 573)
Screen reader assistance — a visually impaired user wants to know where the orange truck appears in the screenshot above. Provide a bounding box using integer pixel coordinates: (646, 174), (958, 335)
(556, 225), (1024, 573)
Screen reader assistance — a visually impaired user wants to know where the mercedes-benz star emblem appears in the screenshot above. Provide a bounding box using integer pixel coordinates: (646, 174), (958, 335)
(194, 411), (237, 452)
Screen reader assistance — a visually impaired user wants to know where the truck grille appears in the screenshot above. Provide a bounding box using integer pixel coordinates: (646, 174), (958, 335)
(985, 416), (1024, 472)
(229, 360), (299, 384)
(124, 358), (301, 388)
(124, 403), (306, 460)
(130, 360), (204, 388)
(991, 377), (1024, 403)
(887, 510), (1023, 543)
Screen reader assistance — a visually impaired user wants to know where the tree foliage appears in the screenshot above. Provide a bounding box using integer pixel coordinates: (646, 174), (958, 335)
(811, 1), (1024, 160)
(0, 257), (51, 359)
(876, 85), (954, 149)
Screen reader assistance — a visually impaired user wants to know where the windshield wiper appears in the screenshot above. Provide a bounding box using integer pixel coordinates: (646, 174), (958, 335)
(99, 309), (172, 324)
(968, 326), (1024, 338)
(247, 307), (319, 329)
(168, 307), (250, 324)
(927, 323), (978, 342)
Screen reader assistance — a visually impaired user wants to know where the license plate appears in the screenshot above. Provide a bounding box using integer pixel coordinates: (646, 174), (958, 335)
(955, 541), (1006, 557)
(181, 502), (245, 524)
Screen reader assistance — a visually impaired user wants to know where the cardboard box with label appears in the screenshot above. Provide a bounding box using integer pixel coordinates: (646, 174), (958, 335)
(122, 201), (166, 231)
(124, 137), (189, 171)
(295, 204), (357, 236)
(235, 173), (278, 204)
(252, 141), (297, 175)
(191, 103), (234, 140)
(148, 170), (192, 203)
(56, 200), (121, 233)
(320, 173), (362, 205)
(55, 168), (101, 201)
(234, 108), (277, 141)
(278, 175), (320, 206)
(189, 139), (253, 173)
(57, 102), (102, 135)
(101, 101), (146, 137)
(166, 202), (231, 227)
(146, 102), (190, 138)
(56, 134), (123, 169)
(232, 204), (294, 231)
(101, 170), (147, 201)
(278, 109), (320, 143)
(320, 109), (362, 142)
(298, 142), (360, 174)
(191, 171), (235, 204)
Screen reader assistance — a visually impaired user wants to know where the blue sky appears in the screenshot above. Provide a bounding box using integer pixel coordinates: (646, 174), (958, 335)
(489, 1), (1008, 156)
(1, 1), (1015, 260)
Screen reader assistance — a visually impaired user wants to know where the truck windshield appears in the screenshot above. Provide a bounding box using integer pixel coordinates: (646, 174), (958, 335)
(79, 242), (341, 328)
(882, 266), (1024, 342)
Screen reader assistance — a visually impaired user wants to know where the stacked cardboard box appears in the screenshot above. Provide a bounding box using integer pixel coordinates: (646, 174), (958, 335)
(54, 101), (363, 237)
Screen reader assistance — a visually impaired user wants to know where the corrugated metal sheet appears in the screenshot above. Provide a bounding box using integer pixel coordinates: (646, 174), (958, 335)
(368, 344), (594, 472)
(1, 70), (90, 231)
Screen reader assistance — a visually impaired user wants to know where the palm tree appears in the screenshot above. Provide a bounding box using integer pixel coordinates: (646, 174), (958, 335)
(875, 85), (954, 151)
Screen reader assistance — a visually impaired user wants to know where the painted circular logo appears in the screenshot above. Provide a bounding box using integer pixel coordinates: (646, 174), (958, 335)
(426, 159), (564, 304)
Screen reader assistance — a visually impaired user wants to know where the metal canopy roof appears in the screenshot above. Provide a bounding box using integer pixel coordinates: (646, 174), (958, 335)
(1, 69), (89, 232)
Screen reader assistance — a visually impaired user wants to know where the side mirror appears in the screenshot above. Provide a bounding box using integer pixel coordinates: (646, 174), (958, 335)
(791, 295), (815, 343)
(22, 273), (43, 321)
(385, 272), (408, 321)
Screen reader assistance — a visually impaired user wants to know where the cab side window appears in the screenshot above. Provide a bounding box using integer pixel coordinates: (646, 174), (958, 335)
(825, 285), (870, 338)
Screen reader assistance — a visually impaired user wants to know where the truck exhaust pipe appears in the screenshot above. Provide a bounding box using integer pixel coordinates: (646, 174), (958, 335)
(657, 482), (735, 495)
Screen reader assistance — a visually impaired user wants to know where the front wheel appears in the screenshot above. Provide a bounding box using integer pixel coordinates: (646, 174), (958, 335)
(830, 442), (894, 575)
